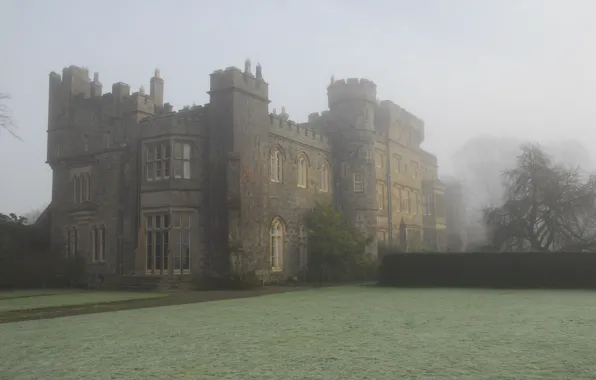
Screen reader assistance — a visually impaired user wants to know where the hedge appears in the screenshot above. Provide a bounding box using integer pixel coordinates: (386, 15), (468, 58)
(0, 221), (86, 289)
(379, 252), (596, 289)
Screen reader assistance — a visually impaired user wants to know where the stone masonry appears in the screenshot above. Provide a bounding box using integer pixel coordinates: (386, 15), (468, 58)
(46, 60), (449, 282)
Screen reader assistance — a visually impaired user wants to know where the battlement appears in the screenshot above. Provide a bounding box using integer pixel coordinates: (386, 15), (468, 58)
(379, 100), (425, 142)
(49, 65), (166, 120)
(268, 113), (329, 150)
(327, 77), (377, 106)
(209, 60), (268, 102)
(139, 104), (206, 138)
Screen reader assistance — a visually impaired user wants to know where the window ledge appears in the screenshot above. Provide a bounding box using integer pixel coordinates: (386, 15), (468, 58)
(271, 267), (283, 272)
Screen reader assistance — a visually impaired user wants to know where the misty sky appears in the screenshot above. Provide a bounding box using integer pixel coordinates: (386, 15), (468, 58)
(1, 0), (596, 215)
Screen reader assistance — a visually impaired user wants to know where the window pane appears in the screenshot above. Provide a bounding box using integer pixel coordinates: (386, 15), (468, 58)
(173, 214), (181, 228)
(156, 146), (162, 160)
(182, 231), (190, 270)
(174, 143), (182, 159)
(155, 231), (162, 270)
(172, 230), (181, 270)
(146, 163), (154, 180)
(183, 161), (191, 179)
(174, 160), (182, 178)
(163, 143), (171, 158)
(183, 144), (191, 159)
(163, 231), (169, 271)
(82, 177), (88, 202)
(164, 214), (170, 228)
(147, 147), (154, 162)
(164, 159), (170, 177)
(155, 215), (161, 229)
(146, 232), (153, 270)
(74, 177), (80, 203)
(155, 161), (162, 179)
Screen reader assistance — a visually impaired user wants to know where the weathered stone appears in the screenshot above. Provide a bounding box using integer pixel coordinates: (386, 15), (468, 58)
(45, 62), (451, 284)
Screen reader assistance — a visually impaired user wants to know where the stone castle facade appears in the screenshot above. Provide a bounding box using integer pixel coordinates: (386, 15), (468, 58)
(46, 60), (448, 280)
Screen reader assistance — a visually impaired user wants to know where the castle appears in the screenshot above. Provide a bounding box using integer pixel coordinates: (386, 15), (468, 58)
(46, 60), (449, 281)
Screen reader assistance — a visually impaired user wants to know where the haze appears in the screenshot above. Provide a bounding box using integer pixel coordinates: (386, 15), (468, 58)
(2, 0), (596, 215)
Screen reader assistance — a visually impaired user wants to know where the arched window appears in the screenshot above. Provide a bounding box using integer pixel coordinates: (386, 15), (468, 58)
(320, 161), (330, 192)
(270, 219), (284, 271)
(270, 149), (282, 183)
(297, 154), (308, 188)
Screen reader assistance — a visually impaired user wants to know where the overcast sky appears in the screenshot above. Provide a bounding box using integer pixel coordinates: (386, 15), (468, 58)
(1, 0), (596, 215)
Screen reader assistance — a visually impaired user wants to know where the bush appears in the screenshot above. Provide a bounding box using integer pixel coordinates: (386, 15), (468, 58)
(379, 251), (596, 289)
(0, 214), (86, 289)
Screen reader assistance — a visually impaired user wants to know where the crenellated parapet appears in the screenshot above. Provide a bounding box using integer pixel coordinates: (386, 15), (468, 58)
(209, 61), (268, 102)
(378, 100), (425, 143)
(139, 105), (207, 138)
(327, 78), (377, 107)
(268, 112), (330, 151)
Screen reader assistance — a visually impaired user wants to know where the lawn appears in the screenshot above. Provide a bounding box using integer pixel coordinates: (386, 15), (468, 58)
(1, 286), (596, 380)
(0, 291), (168, 312)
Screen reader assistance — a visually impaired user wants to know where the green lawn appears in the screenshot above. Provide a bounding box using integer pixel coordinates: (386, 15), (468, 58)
(2, 286), (596, 379)
(0, 291), (168, 312)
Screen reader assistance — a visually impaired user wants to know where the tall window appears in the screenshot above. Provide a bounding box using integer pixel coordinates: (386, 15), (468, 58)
(394, 155), (402, 173)
(299, 224), (308, 269)
(270, 218), (284, 271)
(353, 173), (364, 192)
(270, 149), (282, 183)
(405, 190), (411, 214)
(145, 212), (192, 274)
(297, 154), (308, 188)
(395, 186), (401, 212)
(341, 162), (349, 178)
(146, 142), (171, 181)
(90, 225), (106, 262)
(423, 194), (434, 216)
(171, 212), (192, 273)
(400, 188), (406, 211)
(375, 151), (385, 169)
(67, 227), (78, 257)
(174, 142), (191, 179)
(376, 182), (386, 210)
(73, 173), (91, 203)
(104, 132), (111, 149)
(415, 192), (420, 215)
(145, 213), (170, 274)
(320, 162), (329, 192)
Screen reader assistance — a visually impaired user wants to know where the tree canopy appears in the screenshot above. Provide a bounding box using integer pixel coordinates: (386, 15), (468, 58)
(485, 143), (596, 252)
(306, 202), (372, 281)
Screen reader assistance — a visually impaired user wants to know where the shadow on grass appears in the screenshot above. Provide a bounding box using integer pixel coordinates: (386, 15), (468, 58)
(0, 286), (312, 324)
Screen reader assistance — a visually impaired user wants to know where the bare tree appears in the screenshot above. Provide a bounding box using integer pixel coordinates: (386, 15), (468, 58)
(485, 143), (596, 252)
(0, 93), (20, 140)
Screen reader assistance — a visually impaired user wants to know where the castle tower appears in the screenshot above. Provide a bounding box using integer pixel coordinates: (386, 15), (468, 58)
(207, 63), (270, 273)
(327, 78), (379, 258)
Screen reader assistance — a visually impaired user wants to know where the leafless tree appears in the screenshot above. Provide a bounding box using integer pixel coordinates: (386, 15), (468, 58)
(0, 93), (20, 140)
(485, 143), (596, 252)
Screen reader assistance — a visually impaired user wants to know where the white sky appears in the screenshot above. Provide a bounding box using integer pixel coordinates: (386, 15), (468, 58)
(1, 0), (596, 214)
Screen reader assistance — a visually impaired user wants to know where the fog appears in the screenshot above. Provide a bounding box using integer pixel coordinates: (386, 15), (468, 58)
(2, 0), (596, 216)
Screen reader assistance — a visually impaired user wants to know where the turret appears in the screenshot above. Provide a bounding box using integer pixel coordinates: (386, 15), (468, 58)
(327, 78), (377, 130)
(91, 72), (102, 97)
(150, 69), (164, 110)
